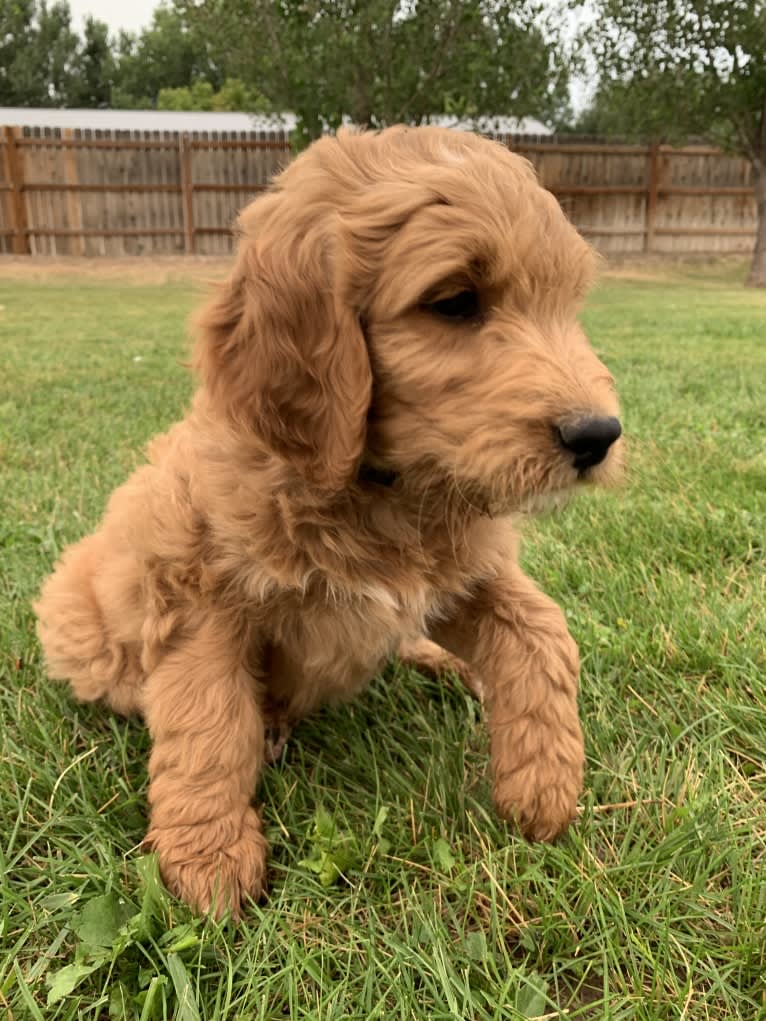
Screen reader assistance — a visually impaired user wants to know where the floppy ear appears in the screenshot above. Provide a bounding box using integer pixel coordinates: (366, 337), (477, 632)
(194, 190), (372, 491)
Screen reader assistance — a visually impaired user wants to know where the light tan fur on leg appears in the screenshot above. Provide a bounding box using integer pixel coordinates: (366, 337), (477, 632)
(432, 569), (583, 841)
(142, 615), (268, 918)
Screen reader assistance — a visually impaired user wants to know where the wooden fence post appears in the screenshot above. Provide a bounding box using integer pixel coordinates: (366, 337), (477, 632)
(645, 143), (661, 253)
(4, 126), (30, 254)
(179, 133), (195, 254)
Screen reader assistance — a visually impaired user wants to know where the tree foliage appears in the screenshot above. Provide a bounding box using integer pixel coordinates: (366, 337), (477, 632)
(68, 16), (114, 107)
(110, 4), (221, 109)
(157, 77), (270, 112)
(0, 0), (222, 109)
(0, 0), (81, 105)
(579, 0), (766, 285)
(1, 0), (575, 129)
(177, 0), (573, 143)
(579, 1), (766, 156)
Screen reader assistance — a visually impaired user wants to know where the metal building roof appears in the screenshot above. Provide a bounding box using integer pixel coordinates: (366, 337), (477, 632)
(0, 107), (550, 135)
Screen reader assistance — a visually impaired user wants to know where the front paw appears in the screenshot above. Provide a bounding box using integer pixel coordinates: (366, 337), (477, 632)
(145, 807), (269, 919)
(494, 766), (582, 841)
(492, 730), (584, 842)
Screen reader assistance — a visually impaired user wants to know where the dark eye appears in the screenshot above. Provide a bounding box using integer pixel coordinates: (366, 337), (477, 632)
(425, 290), (481, 321)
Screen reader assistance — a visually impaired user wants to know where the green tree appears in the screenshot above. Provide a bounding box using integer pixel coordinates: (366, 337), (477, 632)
(111, 2), (222, 109)
(157, 79), (216, 111)
(0, 0), (244, 110)
(67, 15), (113, 107)
(0, 0), (80, 105)
(177, 0), (573, 146)
(0, 0), (34, 103)
(211, 76), (271, 113)
(580, 0), (766, 287)
(157, 77), (270, 112)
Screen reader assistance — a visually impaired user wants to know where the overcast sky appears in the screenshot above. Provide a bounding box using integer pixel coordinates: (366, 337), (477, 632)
(68, 0), (158, 35)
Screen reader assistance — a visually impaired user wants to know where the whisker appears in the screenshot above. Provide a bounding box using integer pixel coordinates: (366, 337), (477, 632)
(414, 462), (442, 563)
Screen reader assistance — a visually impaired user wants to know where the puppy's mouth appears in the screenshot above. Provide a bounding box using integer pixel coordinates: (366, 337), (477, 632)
(489, 441), (624, 517)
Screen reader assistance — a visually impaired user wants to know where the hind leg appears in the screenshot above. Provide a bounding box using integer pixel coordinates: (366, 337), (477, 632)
(35, 534), (146, 717)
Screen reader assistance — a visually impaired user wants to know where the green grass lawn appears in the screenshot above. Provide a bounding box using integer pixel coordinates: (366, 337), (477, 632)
(1, 260), (764, 1020)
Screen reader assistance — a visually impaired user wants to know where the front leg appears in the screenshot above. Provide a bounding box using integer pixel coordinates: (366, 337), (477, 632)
(431, 569), (583, 841)
(142, 616), (268, 918)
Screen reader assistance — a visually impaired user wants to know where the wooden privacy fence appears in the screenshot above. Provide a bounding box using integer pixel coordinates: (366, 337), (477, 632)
(0, 126), (290, 257)
(0, 125), (758, 257)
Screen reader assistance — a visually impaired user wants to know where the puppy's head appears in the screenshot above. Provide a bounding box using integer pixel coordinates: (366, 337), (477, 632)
(196, 126), (622, 508)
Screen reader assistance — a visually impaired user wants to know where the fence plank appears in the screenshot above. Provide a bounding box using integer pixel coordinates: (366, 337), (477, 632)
(0, 136), (10, 253)
(62, 129), (84, 255)
(179, 133), (195, 253)
(645, 143), (661, 253)
(4, 126), (30, 254)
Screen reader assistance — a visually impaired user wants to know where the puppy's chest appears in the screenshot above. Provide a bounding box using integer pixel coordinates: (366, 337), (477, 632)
(262, 580), (445, 706)
(279, 579), (440, 658)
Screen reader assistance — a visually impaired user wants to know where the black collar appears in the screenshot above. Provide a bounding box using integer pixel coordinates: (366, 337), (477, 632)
(357, 462), (399, 488)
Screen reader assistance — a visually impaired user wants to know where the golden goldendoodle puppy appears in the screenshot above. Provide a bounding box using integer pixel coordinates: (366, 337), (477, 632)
(36, 126), (623, 917)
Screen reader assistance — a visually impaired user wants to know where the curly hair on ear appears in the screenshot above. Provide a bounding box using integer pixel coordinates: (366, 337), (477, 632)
(194, 179), (372, 492)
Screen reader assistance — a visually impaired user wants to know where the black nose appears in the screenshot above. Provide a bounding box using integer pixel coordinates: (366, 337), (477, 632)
(557, 416), (622, 470)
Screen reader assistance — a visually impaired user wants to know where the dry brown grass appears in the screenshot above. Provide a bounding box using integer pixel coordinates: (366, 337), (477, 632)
(0, 255), (231, 285)
(2, 252), (752, 289)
